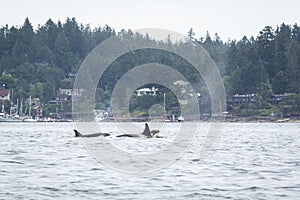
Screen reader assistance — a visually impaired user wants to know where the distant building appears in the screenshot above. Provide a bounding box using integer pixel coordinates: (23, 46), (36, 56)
(58, 88), (85, 102)
(0, 89), (10, 101)
(228, 94), (257, 105)
(49, 98), (62, 105)
(173, 80), (189, 86)
(25, 97), (41, 107)
(136, 87), (159, 96)
(34, 61), (53, 66)
(59, 88), (73, 96)
(59, 88), (84, 97)
(272, 93), (296, 104)
(67, 73), (77, 78)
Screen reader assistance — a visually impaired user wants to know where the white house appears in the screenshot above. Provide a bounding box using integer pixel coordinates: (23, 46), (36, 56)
(136, 87), (159, 96)
(59, 88), (73, 96)
(0, 89), (10, 101)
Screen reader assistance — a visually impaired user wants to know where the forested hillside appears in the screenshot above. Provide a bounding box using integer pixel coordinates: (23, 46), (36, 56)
(0, 17), (115, 102)
(0, 18), (299, 117)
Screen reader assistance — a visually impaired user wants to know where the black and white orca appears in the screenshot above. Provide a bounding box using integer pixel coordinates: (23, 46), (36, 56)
(116, 123), (161, 138)
(74, 129), (110, 138)
(74, 123), (160, 138)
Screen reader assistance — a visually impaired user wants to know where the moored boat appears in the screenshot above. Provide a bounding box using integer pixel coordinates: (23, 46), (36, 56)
(0, 112), (23, 122)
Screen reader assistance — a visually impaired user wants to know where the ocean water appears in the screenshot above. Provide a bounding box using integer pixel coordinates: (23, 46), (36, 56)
(0, 122), (300, 199)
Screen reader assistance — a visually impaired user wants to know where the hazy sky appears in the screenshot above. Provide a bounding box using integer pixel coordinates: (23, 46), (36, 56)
(1, 0), (299, 40)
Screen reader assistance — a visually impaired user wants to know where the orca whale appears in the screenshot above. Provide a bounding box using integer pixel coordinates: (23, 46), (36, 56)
(74, 123), (160, 138)
(74, 129), (110, 138)
(116, 133), (140, 138)
(116, 123), (161, 138)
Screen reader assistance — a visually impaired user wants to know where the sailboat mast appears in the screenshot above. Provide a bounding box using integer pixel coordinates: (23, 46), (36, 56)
(163, 92), (166, 112)
(10, 89), (13, 116)
(16, 98), (19, 115)
(20, 98), (23, 117)
(29, 96), (31, 117)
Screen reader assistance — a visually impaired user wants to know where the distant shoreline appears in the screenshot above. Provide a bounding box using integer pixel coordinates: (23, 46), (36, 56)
(98, 116), (300, 123)
(224, 116), (300, 123)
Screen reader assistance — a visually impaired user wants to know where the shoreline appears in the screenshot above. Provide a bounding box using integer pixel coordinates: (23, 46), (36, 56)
(99, 116), (300, 123)
(224, 116), (300, 123)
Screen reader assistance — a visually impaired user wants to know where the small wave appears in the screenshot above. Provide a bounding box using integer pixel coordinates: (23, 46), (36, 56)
(1, 160), (24, 165)
(90, 167), (104, 171)
(183, 192), (232, 199)
(42, 187), (61, 192)
(236, 186), (264, 191)
(274, 185), (300, 190)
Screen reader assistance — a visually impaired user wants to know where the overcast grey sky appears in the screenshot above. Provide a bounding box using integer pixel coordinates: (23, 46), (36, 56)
(1, 0), (299, 40)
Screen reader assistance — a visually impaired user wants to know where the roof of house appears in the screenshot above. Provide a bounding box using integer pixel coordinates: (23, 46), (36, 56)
(137, 88), (152, 92)
(0, 89), (10, 97)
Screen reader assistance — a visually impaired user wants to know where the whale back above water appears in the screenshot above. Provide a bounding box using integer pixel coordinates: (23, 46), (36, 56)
(141, 123), (152, 138)
(116, 133), (139, 138)
(74, 129), (110, 138)
(116, 123), (160, 138)
(74, 123), (160, 138)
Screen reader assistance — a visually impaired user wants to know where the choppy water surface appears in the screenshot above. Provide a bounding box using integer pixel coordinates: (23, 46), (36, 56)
(0, 122), (299, 199)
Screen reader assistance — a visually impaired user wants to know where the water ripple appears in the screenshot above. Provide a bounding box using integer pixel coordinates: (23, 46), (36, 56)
(0, 122), (299, 199)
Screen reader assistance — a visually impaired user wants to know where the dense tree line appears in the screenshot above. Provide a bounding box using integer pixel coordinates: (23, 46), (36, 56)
(0, 17), (115, 103)
(197, 24), (300, 96)
(0, 18), (299, 116)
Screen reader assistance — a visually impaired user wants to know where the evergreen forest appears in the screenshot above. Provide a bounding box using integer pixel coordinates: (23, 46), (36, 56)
(0, 17), (299, 119)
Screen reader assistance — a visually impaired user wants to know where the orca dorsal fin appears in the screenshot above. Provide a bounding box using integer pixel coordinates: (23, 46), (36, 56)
(142, 123), (152, 138)
(74, 129), (82, 137)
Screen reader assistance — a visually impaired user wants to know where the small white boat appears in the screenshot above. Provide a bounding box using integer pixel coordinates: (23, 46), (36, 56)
(177, 115), (184, 122)
(0, 113), (23, 122)
(164, 114), (184, 122)
(22, 117), (37, 122)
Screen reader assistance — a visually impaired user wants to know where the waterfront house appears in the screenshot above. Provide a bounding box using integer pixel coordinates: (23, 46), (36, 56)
(231, 94), (257, 105)
(0, 89), (10, 102)
(136, 87), (159, 96)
